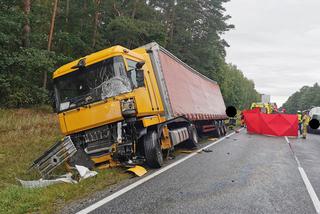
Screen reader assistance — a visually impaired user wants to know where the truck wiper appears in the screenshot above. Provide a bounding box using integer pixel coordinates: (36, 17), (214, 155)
(70, 88), (101, 107)
(70, 94), (87, 107)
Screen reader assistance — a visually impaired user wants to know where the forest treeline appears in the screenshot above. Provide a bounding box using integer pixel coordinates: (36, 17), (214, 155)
(282, 83), (320, 113)
(0, 0), (260, 109)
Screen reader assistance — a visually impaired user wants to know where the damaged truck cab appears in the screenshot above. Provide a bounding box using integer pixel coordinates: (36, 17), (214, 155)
(53, 45), (171, 168)
(34, 42), (227, 176)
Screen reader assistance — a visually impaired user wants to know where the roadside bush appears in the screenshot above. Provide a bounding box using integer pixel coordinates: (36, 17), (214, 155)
(0, 48), (69, 107)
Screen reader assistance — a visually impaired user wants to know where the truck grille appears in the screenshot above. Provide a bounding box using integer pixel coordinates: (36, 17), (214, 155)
(84, 126), (111, 143)
(71, 124), (117, 155)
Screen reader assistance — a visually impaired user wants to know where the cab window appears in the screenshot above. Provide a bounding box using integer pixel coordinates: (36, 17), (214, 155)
(126, 59), (138, 87)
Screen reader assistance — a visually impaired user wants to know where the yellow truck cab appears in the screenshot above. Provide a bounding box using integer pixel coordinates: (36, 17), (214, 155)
(32, 42), (227, 177)
(53, 45), (164, 135)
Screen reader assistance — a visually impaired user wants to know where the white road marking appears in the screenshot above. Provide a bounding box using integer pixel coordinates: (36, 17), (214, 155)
(76, 129), (243, 214)
(298, 167), (320, 214)
(284, 136), (290, 144)
(285, 137), (320, 214)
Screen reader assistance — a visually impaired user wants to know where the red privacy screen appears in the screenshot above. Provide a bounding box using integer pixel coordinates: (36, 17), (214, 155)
(159, 51), (227, 121)
(243, 109), (298, 137)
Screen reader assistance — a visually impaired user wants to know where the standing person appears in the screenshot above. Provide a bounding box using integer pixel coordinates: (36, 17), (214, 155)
(302, 110), (310, 139)
(297, 110), (302, 135)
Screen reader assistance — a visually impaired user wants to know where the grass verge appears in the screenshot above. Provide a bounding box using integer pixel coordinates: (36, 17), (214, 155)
(0, 107), (130, 214)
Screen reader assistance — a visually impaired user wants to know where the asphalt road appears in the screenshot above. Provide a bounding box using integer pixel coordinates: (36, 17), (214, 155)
(77, 130), (320, 214)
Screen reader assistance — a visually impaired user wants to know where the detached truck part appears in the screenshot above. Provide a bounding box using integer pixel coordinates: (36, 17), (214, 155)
(32, 42), (227, 176)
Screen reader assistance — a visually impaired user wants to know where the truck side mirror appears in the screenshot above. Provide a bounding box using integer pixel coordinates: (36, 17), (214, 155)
(136, 68), (145, 87)
(128, 61), (145, 88)
(136, 61), (145, 69)
(135, 61), (145, 87)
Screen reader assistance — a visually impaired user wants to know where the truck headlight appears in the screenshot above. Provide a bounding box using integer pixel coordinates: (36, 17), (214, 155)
(121, 98), (136, 118)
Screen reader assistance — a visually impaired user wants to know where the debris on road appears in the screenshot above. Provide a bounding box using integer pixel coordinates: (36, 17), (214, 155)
(18, 173), (77, 188)
(75, 165), (98, 181)
(19, 165), (97, 188)
(179, 150), (194, 154)
(202, 149), (213, 153)
(127, 165), (147, 177)
(68, 148), (95, 169)
(29, 136), (77, 178)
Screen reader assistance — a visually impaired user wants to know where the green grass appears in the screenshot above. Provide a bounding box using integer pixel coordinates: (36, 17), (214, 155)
(0, 108), (130, 214)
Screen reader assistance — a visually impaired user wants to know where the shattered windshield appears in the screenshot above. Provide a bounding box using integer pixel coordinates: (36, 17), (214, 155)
(54, 56), (132, 112)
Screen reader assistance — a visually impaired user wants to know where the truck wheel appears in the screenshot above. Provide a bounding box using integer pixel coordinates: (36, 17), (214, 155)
(213, 126), (221, 138)
(220, 126), (226, 136)
(187, 125), (198, 148)
(222, 125), (227, 135)
(218, 125), (224, 136)
(144, 130), (163, 168)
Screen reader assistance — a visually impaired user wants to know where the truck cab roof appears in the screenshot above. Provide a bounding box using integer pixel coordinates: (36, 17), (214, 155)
(53, 45), (144, 79)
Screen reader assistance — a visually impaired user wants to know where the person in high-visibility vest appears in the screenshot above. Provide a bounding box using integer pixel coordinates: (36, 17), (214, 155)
(302, 110), (310, 139)
(297, 110), (302, 135)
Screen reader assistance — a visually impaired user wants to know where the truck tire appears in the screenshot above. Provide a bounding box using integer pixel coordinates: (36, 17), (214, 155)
(223, 126), (226, 136)
(144, 130), (163, 168)
(222, 125), (227, 135)
(213, 126), (221, 138)
(220, 126), (226, 136)
(187, 125), (198, 148)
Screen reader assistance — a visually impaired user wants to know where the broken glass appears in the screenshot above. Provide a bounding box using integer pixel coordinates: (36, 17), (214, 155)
(54, 56), (132, 112)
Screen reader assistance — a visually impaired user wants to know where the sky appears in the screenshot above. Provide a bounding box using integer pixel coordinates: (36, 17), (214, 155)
(223, 0), (320, 106)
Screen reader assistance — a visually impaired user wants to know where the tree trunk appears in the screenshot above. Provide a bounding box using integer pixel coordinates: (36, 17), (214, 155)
(169, 2), (176, 44)
(80, 0), (87, 33)
(131, 0), (139, 18)
(113, 1), (121, 16)
(43, 0), (58, 89)
(47, 0), (58, 51)
(65, 0), (70, 24)
(92, 0), (101, 49)
(22, 0), (31, 47)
